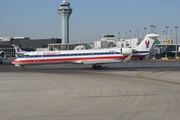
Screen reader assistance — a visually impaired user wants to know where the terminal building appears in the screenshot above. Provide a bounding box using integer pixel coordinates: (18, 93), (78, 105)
(91, 34), (180, 59)
(0, 34), (179, 59)
(0, 37), (61, 57)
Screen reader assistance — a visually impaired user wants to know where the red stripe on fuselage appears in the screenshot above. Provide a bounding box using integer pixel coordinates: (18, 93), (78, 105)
(12, 55), (123, 64)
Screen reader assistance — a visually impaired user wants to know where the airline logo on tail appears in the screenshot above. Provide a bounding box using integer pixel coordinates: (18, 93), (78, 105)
(145, 40), (150, 48)
(17, 48), (20, 52)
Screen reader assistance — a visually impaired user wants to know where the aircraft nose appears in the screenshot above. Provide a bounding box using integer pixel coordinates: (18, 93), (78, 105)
(11, 59), (18, 64)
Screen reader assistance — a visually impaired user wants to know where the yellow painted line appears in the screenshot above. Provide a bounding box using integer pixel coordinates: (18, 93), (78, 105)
(161, 57), (168, 60)
(137, 72), (180, 85)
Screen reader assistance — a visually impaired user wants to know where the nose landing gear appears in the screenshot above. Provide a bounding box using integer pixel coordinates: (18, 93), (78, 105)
(21, 65), (25, 71)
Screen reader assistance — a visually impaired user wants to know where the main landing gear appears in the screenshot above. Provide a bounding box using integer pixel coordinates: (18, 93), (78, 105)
(92, 64), (102, 70)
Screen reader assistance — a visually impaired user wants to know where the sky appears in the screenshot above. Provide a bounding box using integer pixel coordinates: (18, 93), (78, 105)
(0, 0), (180, 43)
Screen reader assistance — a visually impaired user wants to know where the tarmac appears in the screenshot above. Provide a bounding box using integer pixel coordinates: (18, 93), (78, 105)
(0, 59), (180, 120)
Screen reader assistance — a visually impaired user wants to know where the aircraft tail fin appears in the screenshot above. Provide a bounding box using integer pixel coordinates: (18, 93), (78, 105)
(134, 34), (159, 51)
(12, 44), (25, 53)
(12, 44), (26, 57)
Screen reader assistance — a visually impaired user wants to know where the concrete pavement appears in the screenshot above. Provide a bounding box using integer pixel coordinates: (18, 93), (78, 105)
(0, 61), (180, 120)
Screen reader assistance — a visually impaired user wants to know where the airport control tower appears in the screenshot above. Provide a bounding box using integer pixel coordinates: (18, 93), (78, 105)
(58, 0), (72, 43)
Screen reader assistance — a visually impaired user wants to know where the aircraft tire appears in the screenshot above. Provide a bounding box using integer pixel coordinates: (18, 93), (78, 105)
(97, 65), (102, 70)
(92, 64), (102, 70)
(21, 66), (25, 71)
(92, 65), (97, 69)
(140, 57), (144, 60)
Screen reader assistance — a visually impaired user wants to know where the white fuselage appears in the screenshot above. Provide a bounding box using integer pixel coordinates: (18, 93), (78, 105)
(12, 48), (148, 66)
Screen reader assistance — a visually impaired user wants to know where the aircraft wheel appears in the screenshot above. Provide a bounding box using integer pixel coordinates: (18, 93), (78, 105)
(140, 57), (144, 60)
(97, 65), (102, 70)
(92, 64), (96, 69)
(21, 66), (25, 71)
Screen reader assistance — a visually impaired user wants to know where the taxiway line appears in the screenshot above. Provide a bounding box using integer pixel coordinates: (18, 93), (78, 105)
(137, 72), (180, 85)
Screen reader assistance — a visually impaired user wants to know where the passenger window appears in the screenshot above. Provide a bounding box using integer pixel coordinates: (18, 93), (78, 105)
(24, 55), (29, 58)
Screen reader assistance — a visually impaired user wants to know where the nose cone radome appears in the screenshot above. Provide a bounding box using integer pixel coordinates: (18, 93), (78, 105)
(11, 59), (18, 64)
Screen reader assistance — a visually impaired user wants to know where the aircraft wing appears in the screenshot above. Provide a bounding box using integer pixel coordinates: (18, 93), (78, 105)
(77, 59), (122, 65)
(123, 53), (133, 62)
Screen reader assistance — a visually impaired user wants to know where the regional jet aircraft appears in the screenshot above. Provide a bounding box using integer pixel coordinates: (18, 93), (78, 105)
(12, 34), (159, 71)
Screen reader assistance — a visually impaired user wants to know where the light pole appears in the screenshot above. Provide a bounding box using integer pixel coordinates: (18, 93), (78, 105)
(129, 30), (131, 46)
(125, 31), (127, 39)
(170, 30), (173, 40)
(153, 26), (156, 33)
(144, 27), (146, 36)
(118, 32), (120, 40)
(125, 31), (127, 47)
(175, 26), (178, 58)
(142, 34), (144, 38)
(136, 29), (138, 38)
(163, 30), (165, 35)
(165, 26), (169, 58)
(150, 25), (153, 33)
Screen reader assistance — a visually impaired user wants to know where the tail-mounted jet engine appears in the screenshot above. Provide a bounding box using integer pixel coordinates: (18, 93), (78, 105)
(121, 48), (137, 55)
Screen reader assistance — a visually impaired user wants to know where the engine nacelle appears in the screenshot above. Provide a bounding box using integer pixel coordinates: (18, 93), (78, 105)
(0, 51), (5, 57)
(121, 48), (133, 55)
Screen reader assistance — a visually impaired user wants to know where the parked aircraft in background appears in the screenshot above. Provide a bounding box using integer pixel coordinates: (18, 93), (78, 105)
(12, 34), (159, 71)
(0, 51), (5, 64)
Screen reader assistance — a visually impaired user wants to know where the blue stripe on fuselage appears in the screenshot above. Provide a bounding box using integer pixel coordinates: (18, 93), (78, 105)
(19, 51), (149, 58)
(20, 52), (121, 58)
